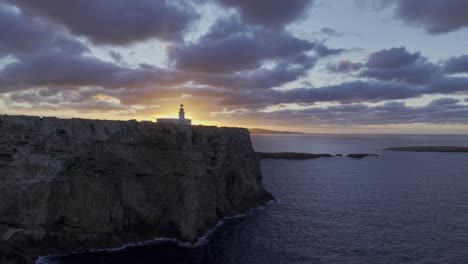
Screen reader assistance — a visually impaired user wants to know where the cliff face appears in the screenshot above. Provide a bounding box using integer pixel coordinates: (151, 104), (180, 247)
(0, 115), (272, 263)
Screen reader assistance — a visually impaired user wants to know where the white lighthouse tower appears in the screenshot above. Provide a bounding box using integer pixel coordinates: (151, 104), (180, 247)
(156, 104), (192, 125)
(179, 104), (185, 120)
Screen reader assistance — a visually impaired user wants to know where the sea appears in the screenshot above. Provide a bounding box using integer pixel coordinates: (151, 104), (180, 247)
(39, 134), (468, 264)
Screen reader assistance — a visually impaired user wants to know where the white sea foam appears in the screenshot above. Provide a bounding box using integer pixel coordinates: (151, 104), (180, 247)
(35, 256), (59, 264)
(35, 200), (276, 263)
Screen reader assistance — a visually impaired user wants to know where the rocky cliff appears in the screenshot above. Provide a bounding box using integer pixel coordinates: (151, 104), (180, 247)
(0, 115), (273, 263)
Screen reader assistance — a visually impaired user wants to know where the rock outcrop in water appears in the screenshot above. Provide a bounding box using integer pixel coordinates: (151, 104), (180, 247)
(346, 153), (379, 159)
(0, 115), (273, 263)
(256, 152), (333, 160)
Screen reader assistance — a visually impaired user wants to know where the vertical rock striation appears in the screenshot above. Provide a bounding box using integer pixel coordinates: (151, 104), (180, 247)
(0, 115), (273, 263)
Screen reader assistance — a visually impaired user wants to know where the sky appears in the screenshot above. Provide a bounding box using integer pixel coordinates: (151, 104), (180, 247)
(1, 0), (468, 134)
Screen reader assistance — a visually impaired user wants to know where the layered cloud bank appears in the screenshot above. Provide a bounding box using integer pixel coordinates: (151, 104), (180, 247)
(0, 0), (467, 131)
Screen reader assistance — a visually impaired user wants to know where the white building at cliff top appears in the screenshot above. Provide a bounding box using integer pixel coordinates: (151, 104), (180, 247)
(156, 104), (192, 125)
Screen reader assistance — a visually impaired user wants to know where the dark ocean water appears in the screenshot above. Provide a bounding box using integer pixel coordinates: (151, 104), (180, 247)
(40, 134), (468, 264)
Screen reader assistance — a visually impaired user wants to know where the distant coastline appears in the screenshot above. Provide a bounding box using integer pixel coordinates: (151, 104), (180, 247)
(384, 146), (468, 152)
(249, 128), (305, 135)
(256, 152), (378, 160)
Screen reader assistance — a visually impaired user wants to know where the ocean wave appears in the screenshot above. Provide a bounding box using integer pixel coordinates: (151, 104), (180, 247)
(35, 199), (275, 264)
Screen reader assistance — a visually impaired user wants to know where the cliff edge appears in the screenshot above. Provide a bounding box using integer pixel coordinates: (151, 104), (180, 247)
(0, 115), (273, 263)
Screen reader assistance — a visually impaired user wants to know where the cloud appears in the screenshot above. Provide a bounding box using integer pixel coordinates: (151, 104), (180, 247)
(0, 50), (185, 93)
(327, 60), (363, 73)
(365, 47), (421, 69)
(429, 76), (468, 94)
(190, 58), (317, 90)
(224, 99), (468, 126)
(360, 61), (439, 84)
(213, 0), (313, 28)
(0, 3), (87, 58)
(165, 16), (324, 91)
(444, 55), (468, 74)
(359, 47), (440, 84)
(428, 97), (459, 106)
(7, 0), (199, 45)
(320, 27), (342, 37)
(0, 3), (185, 94)
(0, 3), (141, 93)
(294, 80), (424, 103)
(6, 88), (127, 112)
(313, 43), (347, 57)
(217, 80), (425, 108)
(386, 0), (468, 34)
(109, 51), (124, 64)
(1, 0), (467, 128)
(168, 17), (315, 74)
(0, 7), (321, 98)
(0, 52), (123, 92)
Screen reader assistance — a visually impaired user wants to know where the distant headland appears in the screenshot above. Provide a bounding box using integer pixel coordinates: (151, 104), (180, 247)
(384, 146), (468, 152)
(257, 152), (378, 160)
(248, 128), (305, 134)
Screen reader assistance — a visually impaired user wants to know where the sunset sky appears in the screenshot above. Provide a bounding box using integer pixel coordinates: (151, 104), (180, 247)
(1, 0), (468, 133)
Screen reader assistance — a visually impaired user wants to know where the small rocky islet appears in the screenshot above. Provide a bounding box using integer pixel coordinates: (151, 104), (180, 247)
(384, 146), (468, 152)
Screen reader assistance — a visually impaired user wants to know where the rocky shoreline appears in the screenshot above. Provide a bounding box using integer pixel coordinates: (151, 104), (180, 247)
(0, 115), (273, 263)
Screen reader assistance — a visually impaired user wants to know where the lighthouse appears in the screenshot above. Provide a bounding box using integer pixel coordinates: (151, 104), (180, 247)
(179, 104), (185, 120)
(156, 104), (192, 125)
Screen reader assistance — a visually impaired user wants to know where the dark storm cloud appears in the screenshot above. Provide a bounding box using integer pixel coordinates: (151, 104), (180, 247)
(0, 53), (124, 91)
(359, 47), (440, 84)
(219, 80), (425, 108)
(366, 47), (421, 69)
(1, 5), (321, 95)
(0, 3), (87, 58)
(290, 80), (424, 104)
(166, 16), (345, 91)
(313, 43), (346, 57)
(360, 61), (439, 84)
(191, 56), (317, 90)
(214, 0), (313, 28)
(327, 60), (364, 73)
(286, 81), (422, 103)
(215, 54), (468, 107)
(0, 3), (130, 92)
(2, 0), (468, 128)
(7, 92), (127, 112)
(428, 98), (459, 106)
(109, 51), (124, 64)
(168, 17), (315, 74)
(386, 0), (468, 34)
(7, 0), (199, 45)
(444, 55), (468, 74)
(227, 99), (468, 125)
(355, 100), (468, 124)
(429, 76), (468, 94)
(0, 2), (184, 93)
(0, 50), (185, 93)
(4, 86), (142, 112)
(8, 90), (61, 105)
